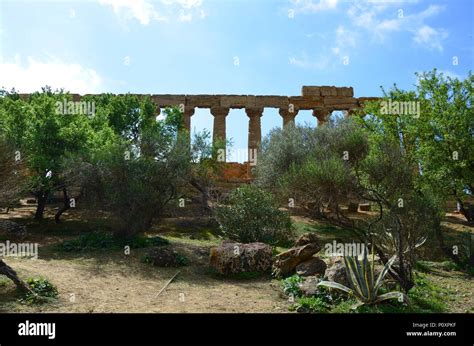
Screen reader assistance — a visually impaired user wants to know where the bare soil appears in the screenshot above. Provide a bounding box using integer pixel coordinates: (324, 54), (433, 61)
(0, 205), (472, 313)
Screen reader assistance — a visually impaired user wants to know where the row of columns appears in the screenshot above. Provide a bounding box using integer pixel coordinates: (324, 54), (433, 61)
(179, 106), (339, 158)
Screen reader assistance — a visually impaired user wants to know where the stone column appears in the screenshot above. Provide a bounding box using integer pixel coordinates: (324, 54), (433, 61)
(210, 107), (229, 144)
(279, 108), (299, 127)
(246, 107), (264, 153)
(313, 108), (332, 126)
(183, 107), (194, 133)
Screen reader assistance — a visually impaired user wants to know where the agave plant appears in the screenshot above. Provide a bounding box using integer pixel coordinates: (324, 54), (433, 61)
(317, 244), (409, 309)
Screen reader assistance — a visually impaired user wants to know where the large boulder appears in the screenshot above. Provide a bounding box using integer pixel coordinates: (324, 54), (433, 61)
(294, 232), (320, 247)
(324, 257), (349, 287)
(272, 242), (321, 278)
(0, 220), (27, 240)
(296, 257), (327, 277)
(299, 276), (321, 297)
(209, 241), (272, 275)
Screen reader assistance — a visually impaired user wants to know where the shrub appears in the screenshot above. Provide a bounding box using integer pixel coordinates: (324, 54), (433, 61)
(60, 232), (169, 252)
(214, 185), (294, 245)
(20, 277), (58, 305)
(291, 296), (330, 313)
(282, 274), (303, 297)
(318, 245), (408, 309)
(141, 247), (189, 267)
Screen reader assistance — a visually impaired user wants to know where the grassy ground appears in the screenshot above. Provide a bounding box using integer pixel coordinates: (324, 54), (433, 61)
(0, 206), (472, 313)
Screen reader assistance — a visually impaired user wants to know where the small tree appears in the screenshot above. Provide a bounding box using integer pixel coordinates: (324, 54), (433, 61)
(0, 87), (93, 220)
(79, 105), (191, 238)
(258, 118), (437, 292)
(214, 185), (294, 245)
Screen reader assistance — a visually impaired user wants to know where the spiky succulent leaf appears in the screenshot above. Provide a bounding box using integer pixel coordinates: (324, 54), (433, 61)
(317, 280), (352, 294)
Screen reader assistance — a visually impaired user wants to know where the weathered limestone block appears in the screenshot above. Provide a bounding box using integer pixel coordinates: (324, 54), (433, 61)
(151, 94), (186, 107)
(256, 96), (289, 108)
(186, 95), (220, 108)
(336, 87), (354, 97)
(301, 86), (321, 96)
(220, 95), (255, 108)
(296, 257), (327, 277)
(323, 97), (358, 107)
(209, 241), (273, 275)
(320, 86), (338, 96)
(272, 242), (322, 278)
(288, 96), (323, 110)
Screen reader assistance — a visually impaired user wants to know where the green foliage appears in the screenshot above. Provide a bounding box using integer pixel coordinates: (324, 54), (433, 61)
(176, 254), (190, 266)
(60, 232), (115, 251)
(214, 185), (295, 245)
(318, 245), (408, 308)
(20, 277), (58, 305)
(292, 296), (330, 313)
(362, 70), (474, 222)
(0, 135), (29, 208)
(282, 274), (303, 297)
(76, 104), (192, 238)
(257, 123), (318, 188)
(0, 88), (97, 218)
(60, 232), (169, 251)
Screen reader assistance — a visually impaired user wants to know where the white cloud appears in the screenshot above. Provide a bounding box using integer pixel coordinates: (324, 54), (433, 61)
(99, 0), (164, 25)
(98, 0), (205, 25)
(413, 25), (447, 51)
(0, 55), (103, 94)
(290, 0), (338, 14)
(289, 51), (332, 70)
(335, 25), (356, 48)
(347, 1), (447, 49)
(161, 0), (203, 9)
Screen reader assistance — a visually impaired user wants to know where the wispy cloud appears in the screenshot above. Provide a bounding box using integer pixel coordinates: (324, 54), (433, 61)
(413, 25), (447, 51)
(289, 0), (339, 14)
(98, 0), (206, 25)
(289, 51), (332, 70)
(98, 0), (165, 25)
(347, 2), (447, 49)
(0, 55), (103, 94)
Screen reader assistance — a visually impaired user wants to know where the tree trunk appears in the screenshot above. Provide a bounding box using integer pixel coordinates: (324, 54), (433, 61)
(454, 194), (474, 224)
(55, 188), (70, 224)
(34, 191), (49, 220)
(0, 259), (33, 294)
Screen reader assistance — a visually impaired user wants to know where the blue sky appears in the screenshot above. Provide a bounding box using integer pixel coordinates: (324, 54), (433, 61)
(0, 0), (473, 161)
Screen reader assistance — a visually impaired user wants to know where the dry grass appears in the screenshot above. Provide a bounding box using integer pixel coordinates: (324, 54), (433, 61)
(0, 205), (472, 313)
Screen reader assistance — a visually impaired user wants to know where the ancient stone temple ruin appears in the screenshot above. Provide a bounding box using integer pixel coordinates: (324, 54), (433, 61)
(21, 86), (377, 158)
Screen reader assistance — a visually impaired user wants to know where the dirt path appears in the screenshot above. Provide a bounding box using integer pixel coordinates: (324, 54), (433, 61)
(0, 245), (290, 313)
